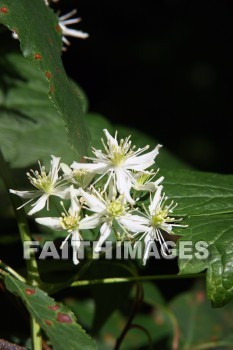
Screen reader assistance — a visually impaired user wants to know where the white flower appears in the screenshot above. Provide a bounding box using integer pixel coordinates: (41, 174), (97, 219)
(10, 156), (69, 216)
(61, 163), (94, 188)
(36, 186), (97, 265)
(44, 0), (59, 5)
(79, 187), (147, 253)
(133, 170), (164, 192)
(71, 129), (162, 204)
(132, 186), (187, 265)
(58, 9), (89, 49)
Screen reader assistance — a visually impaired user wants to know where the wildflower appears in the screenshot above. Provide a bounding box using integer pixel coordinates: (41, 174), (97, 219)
(72, 129), (162, 204)
(79, 187), (147, 253)
(36, 186), (97, 264)
(133, 170), (164, 192)
(58, 9), (89, 49)
(10, 156), (69, 216)
(132, 186), (187, 265)
(61, 163), (94, 188)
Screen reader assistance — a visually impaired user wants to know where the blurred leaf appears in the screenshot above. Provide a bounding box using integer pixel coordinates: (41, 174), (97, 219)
(96, 283), (173, 349)
(143, 282), (166, 306)
(64, 298), (94, 331)
(170, 288), (233, 349)
(5, 275), (96, 350)
(0, 0), (89, 158)
(82, 261), (135, 334)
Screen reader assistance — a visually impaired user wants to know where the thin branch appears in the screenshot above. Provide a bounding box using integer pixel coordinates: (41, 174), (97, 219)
(71, 272), (205, 287)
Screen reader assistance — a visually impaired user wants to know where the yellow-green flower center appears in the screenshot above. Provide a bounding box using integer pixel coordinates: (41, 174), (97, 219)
(151, 210), (167, 227)
(60, 215), (79, 231)
(111, 148), (125, 166)
(106, 197), (125, 217)
(29, 170), (52, 193)
(73, 169), (88, 180)
(136, 172), (152, 185)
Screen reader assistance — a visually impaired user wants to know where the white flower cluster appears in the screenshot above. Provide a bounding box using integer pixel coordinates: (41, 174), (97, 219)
(10, 129), (186, 265)
(12, 0), (89, 50)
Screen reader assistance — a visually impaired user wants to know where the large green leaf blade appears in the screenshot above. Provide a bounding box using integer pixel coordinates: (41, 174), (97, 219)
(178, 214), (233, 307)
(5, 275), (96, 350)
(0, 0), (89, 158)
(170, 288), (233, 349)
(163, 169), (233, 217)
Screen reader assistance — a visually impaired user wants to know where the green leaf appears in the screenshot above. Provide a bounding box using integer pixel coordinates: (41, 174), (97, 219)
(5, 275), (96, 350)
(160, 169), (233, 307)
(0, 54), (103, 167)
(178, 214), (233, 307)
(170, 288), (233, 349)
(0, 0), (89, 158)
(163, 169), (233, 217)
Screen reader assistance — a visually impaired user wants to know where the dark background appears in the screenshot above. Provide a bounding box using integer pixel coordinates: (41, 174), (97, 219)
(58, 0), (233, 174)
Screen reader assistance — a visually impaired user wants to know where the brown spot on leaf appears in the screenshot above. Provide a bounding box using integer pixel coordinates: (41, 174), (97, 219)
(49, 85), (54, 93)
(45, 71), (52, 80)
(25, 288), (36, 295)
(48, 304), (60, 311)
(57, 313), (72, 323)
(55, 24), (61, 32)
(34, 53), (42, 60)
(0, 7), (8, 13)
(154, 313), (164, 325)
(210, 335), (218, 341)
(44, 320), (52, 326)
(196, 291), (205, 303)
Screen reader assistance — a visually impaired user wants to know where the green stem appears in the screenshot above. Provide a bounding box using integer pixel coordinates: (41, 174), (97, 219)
(0, 151), (42, 350)
(130, 324), (153, 349)
(0, 260), (26, 282)
(71, 272), (205, 287)
(31, 318), (42, 350)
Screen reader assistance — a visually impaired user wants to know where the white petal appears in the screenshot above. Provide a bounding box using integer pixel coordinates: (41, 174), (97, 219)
(149, 186), (163, 214)
(69, 185), (80, 215)
(94, 222), (112, 252)
(71, 231), (81, 265)
(71, 231), (81, 249)
(60, 163), (72, 176)
(115, 168), (134, 204)
(60, 25), (89, 39)
(136, 176), (164, 191)
(50, 155), (61, 183)
(143, 233), (154, 265)
(59, 9), (77, 21)
(79, 188), (105, 213)
(79, 213), (102, 230)
(103, 129), (118, 147)
(71, 161), (108, 174)
(9, 189), (38, 199)
(52, 186), (71, 199)
(160, 223), (173, 234)
(35, 217), (61, 230)
(125, 145), (161, 171)
(119, 215), (149, 233)
(28, 194), (48, 215)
